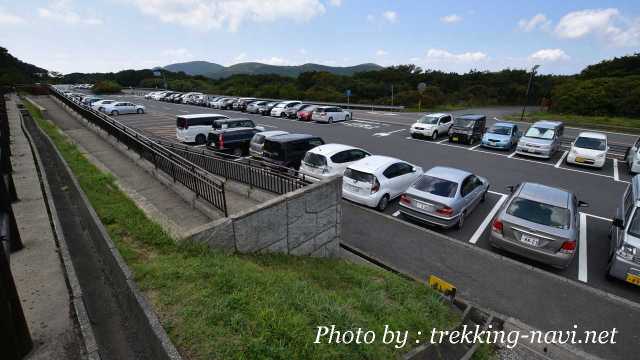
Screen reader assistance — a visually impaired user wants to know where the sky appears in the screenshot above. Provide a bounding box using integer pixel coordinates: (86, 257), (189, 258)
(0, 0), (639, 75)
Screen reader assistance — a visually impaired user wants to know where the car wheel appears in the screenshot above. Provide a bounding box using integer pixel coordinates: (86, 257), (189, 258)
(457, 211), (466, 229)
(468, 137), (474, 145)
(345, 115), (350, 121)
(232, 148), (243, 157)
(481, 189), (487, 202)
(111, 110), (119, 116)
(136, 108), (144, 114)
(377, 194), (389, 211)
(410, 133), (418, 139)
(431, 131), (438, 141)
(280, 112), (287, 118)
(328, 117), (334, 124)
(195, 134), (206, 145)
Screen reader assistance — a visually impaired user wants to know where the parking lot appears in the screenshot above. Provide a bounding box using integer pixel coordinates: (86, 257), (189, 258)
(102, 92), (639, 304)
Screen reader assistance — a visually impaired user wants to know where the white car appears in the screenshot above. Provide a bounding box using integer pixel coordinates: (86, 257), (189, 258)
(299, 144), (371, 180)
(181, 92), (203, 104)
(100, 102), (145, 116)
(176, 113), (230, 144)
(150, 91), (169, 100)
(409, 113), (453, 140)
(311, 106), (352, 124)
(566, 132), (608, 168)
(342, 155), (423, 211)
(270, 101), (301, 117)
(91, 99), (117, 110)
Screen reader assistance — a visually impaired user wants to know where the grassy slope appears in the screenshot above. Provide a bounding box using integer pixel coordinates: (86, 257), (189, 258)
(506, 111), (640, 133)
(25, 101), (458, 359)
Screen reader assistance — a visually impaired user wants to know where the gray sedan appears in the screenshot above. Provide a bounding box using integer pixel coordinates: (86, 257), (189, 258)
(489, 182), (588, 269)
(398, 166), (489, 229)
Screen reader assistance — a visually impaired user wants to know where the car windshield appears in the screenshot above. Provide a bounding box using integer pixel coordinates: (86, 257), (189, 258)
(252, 134), (265, 144)
(506, 197), (570, 229)
(412, 175), (458, 198)
(524, 127), (555, 140)
(627, 208), (640, 238)
(417, 115), (439, 125)
(453, 119), (474, 128)
(275, 104), (285, 108)
(574, 137), (606, 151)
(344, 168), (374, 183)
(488, 125), (512, 135)
(303, 152), (327, 167)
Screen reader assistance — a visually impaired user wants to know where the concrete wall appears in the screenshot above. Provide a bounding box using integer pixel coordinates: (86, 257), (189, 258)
(188, 176), (342, 257)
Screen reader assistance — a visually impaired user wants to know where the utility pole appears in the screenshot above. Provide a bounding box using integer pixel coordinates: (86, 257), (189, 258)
(520, 64), (540, 122)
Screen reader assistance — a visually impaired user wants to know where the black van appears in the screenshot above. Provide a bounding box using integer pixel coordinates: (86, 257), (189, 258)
(261, 134), (325, 169)
(207, 128), (260, 156)
(448, 114), (487, 145)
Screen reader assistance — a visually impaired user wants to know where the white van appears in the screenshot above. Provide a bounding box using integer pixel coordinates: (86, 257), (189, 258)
(176, 113), (229, 144)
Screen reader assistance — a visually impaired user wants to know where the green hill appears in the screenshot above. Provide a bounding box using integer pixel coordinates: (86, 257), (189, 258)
(0, 47), (48, 85)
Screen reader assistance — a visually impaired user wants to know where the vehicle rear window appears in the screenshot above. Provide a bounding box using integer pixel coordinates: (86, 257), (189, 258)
(453, 119), (474, 128)
(176, 117), (187, 129)
(506, 197), (570, 229)
(524, 127), (555, 140)
(343, 168), (374, 183)
(412, 175), (458, 198)
(303, 152), (327, 167)
(263, 141), (284, 160)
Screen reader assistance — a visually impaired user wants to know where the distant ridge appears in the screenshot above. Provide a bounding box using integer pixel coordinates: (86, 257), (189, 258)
(163, 61), (383, 78)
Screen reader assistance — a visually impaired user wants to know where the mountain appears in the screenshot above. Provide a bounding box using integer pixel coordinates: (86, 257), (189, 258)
(0, 47), (48, 85)
(163, 61), (225, 76)
(163, 61), (383, 78)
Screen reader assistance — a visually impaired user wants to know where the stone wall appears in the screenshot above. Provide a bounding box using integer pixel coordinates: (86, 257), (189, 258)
(188, 176), (342, 257)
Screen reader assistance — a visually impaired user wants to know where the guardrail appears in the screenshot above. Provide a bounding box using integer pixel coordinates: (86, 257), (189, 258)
(50, 87), (229, 216)
(154, 139), (313, 194)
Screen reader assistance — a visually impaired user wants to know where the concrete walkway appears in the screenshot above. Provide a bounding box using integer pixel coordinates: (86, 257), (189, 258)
(7, 95), (82, 360)
(32, 96), (216, 239)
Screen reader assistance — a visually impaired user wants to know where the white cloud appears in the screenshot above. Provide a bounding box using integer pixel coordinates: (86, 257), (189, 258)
(256, 56), (290, 66)
(375, 49), (388, 56)
(528, 48), (570, 62)
(518, 13), (551, 32)
(0, 8), (25, 25)
(425, 49), (488, 63)
(383, 11), (397, 23)
(554, 8), (640, 47)
(130, 0), (326, 31)
(441, 14), (462, 24)
(37, 0), (103, 25)
(329, 0), (342, 7)
(234, 52), (247, 62)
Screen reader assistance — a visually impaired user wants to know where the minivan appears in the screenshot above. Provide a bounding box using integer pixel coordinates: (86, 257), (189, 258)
(448, 114), (486, 145)
(207, 128), (260, 156)
(516, 121), (564, 159)
(176, 114), (229, 144)
(608, 175), (640, 286)
(261, 134), (325, 169)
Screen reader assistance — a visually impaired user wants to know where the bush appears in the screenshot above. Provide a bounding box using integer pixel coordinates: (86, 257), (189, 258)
(92, 80), (122, 94)
(551, 76), (640, 117)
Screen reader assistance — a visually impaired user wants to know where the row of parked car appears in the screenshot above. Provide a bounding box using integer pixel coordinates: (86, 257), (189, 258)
(145, 90), (352, 124)
(409, 113), (610, 169)
(63, 92), (146, 116)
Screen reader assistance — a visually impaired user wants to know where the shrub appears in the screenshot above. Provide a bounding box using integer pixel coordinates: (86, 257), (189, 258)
(92, 80), (122, 94)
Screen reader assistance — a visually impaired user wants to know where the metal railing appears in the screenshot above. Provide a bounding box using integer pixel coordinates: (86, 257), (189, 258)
(50, 87), (229, 216)
(154, 139), (313, 194)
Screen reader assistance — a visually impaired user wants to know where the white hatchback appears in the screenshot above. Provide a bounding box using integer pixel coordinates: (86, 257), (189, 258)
(299, 144), (371, 180)
(311, 106), (352, 124)
(342, 155), (423, 211)
(566, 132), (608, 168)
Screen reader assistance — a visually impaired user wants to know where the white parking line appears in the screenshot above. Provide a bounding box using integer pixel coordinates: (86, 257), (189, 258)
(392, 211), (400, 217)
(470, 143), (482, 150)
(508, 151), (517, 158)
(469, 193), (508, 244)
(437, 138), (448, 144)
(579, 212), (588, 283)
(555, 151), (568, 168)
(613, 159), (619, 182)
(583, 213), (612, 222)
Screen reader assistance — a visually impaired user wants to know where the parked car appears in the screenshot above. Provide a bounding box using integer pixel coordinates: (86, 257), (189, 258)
(608, 175), (640, 286)
(398, 166), (489, 229)
(448, 114), (486, 145)
(342, 156), (423, 211)
(211, 118), (264, 132)
(409, 113), (453, 140)
(246, 101), (269, 114)
(489, 182), (587, 269)
(566, 132), (608, 169)
(238, 98), (258, 112)
(299, 144), (371, 180)
(82, 97), (102, 106)
(297, 105), (318, 121)
(312, 106), (352, 123)
(481, 122), (521, 150)
(249, 130), (289, 158)
(261, 134), (325, 169)
(285, 103), (312, 119)
(625, 137), (640, 174)
(176, 113), (230, 144)
(100, 102), (145, 116)
(516, 121), (564, 159)
(91, 99), (116, 111)
(181, 92), (203, 104)
(210, 97), (228, 109)
(259, 101), (279, 115)
(270, 101), (301, 117)
(207, 96), (223, 108)
(207, 127), (261, 156)
(220, 98), (237, 110)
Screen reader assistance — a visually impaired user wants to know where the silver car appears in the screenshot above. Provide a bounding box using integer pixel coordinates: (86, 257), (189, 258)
(489, 182), (587, 269)
(516, 121), (564, 159)
(399, 166), (489, 229)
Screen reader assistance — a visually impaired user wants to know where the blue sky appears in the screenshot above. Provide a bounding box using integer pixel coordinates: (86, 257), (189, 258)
(1, 0), (639, 74)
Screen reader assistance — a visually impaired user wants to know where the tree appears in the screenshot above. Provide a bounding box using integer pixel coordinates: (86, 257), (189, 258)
(92, 80), (122, 94)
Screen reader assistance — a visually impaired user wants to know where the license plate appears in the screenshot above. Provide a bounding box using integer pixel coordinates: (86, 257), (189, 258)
(520, 234), (540, 247)
(415, 202), (433, 211)
(626, 274), (640, 286)
(452, 137), (459, 142)
(345, 184), (359, 193)
(575, 157), (586, 163)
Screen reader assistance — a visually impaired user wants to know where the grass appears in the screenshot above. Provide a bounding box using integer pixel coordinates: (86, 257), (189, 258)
(24, 100), (459, 359)
(471, 343), (497, 360)
(404, 104), (468, 113)
(505, 111), (640, 133)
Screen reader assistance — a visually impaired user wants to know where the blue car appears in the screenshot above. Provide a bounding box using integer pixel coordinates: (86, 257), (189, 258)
(481, 122), (521, 150)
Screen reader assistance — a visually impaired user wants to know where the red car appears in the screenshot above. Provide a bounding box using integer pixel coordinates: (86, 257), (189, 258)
(297, 105), (318, 121)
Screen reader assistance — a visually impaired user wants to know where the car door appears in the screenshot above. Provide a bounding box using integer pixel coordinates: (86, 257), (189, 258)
(627, 138), (640, 166)
(439, 115), (452, 134)
(395, 162), (419, 192)
(382, 163), (403, 197)
(460, 175), (483, 212)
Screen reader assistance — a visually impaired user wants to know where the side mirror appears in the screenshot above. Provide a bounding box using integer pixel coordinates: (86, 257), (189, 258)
(412, 167), (417, 172)
(612, 217), (624, 228)
(578, 200), (589, 208)
(506, 185), (516, 193)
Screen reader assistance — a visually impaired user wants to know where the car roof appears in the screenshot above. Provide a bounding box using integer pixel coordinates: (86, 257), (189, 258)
(178, 113), (227, 119)
(517, 182), (571, 208)
(212, 127), (256, 133)
(349, 155), (400, 173)
(424, 166), (471, 183)
(424, 112), (449, 118)
(576, 131), (607, 140)
(533, 120), (563, 128)
(257, 130), (288, 137)
(457, 114), (486, 121)
(308, 143), (360, 156)
(492, 122), (516, 128)
(277, 100), (300, 105)
(266, 133), (318, 142)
